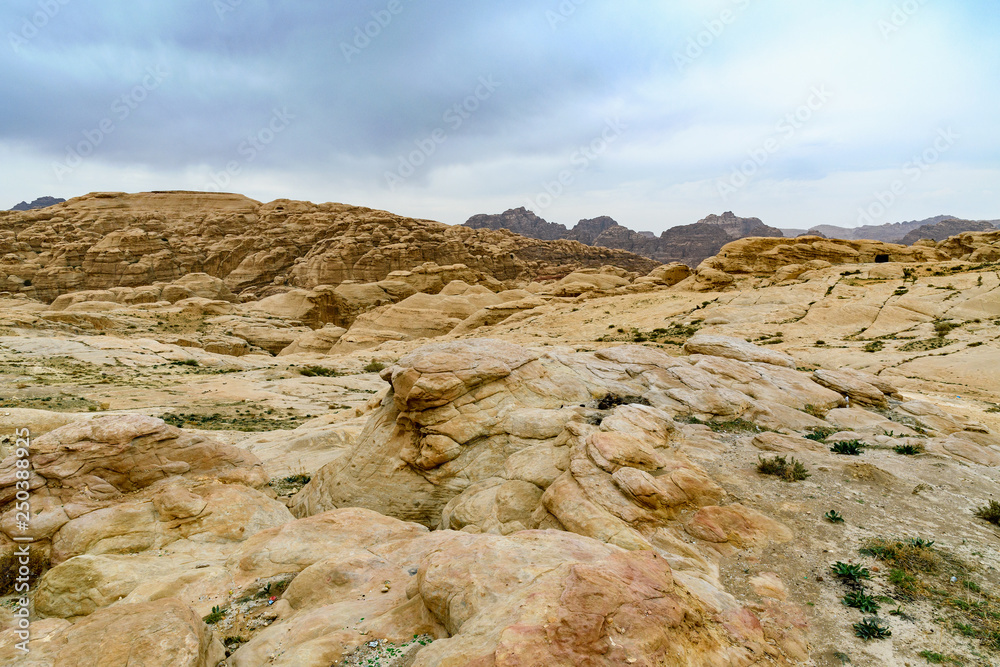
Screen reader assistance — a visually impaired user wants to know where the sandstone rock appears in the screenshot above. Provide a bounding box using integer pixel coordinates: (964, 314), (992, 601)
(49, 598), (223, 666)
(0, 415), (267, 510)
(278, 324), (347, 356)
(812, 368), (889, 407)
(684, 335), (796, 368)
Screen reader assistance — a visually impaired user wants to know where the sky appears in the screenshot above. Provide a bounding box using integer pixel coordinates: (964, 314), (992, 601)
(1, 0), (998, 232)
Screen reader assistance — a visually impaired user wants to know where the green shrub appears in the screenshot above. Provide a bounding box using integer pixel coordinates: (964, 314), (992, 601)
(363, 360), (386, 373)
(853, 617), (891, 640)
(824, 510), (845, 524)
(831, 439), (865, 455)
(831, 562), (870, 582)
(843, 590), (880, 613)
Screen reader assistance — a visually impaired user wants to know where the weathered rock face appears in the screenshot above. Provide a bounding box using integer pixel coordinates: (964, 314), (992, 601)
(224, 509), (790, 667)
(288, 338), (850, 529)
(0, 192), (657, 303)
(465, 208), (783, 267)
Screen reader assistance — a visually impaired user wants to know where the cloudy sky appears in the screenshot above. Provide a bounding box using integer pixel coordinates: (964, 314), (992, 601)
(1, 1), (997, 232)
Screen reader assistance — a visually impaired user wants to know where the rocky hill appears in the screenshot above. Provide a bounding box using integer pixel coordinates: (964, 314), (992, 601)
(465, 209), (783, 267)
(0, 191), (658, 303)
(897, 218), (999, 245)
(8, 196), (65, 211)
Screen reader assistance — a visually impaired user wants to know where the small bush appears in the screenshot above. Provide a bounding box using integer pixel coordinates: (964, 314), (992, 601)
(831, 439), (865, 455)
(863, 341), (884, 353)
(171, 359), (199, 367)
(363, 360), (386, 373)
(203, 605), (226, 624)
(933, 321), (956, 337)
(893, 443), (925, 455)
(300, 366), (340, 377)
(853, 617), (891, 640)
(757, 455), (810, 482)
(843, 590), (881, 613)
(805, 426), (837, 442)
(598, 394), (652, 410)
(974, 500), (1000, 525)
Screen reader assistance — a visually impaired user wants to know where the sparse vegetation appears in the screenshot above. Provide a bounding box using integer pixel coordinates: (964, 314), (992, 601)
(862, 340), (884, 353)
(363, 360), (386, 373)
(824, 510), (845, 524)
(757, 455), (810, 482)
(894, 443), (925, 455)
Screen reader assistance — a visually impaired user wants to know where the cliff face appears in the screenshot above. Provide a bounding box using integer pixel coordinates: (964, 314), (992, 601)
(465, 209), (784, 267)
(0, 192), (658, 302)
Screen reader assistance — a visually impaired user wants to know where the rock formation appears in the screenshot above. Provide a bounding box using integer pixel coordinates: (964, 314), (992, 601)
(0, 192), (657, 303)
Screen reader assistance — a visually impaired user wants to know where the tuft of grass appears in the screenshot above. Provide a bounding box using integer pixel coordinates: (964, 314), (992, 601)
(831, 439), (865, 455)
(974, 500), (1000, 526)
(894, 443), (925, 455)
(363, 360), (386, 373)
(757, 455), (810, 482)
(831, 562), (871, 583)
(843, 590), (881, 613)
(917, 650), (961, 665)
(853, 617), (891, 640)
(860, 538), (941, 574)
(825, 510), (845, 524)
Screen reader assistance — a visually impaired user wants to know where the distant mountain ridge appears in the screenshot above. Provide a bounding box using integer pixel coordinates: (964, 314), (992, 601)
(464, 209), (783, 267)
(9, 196), (65, 211)
(781, 215), (1000, 242)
